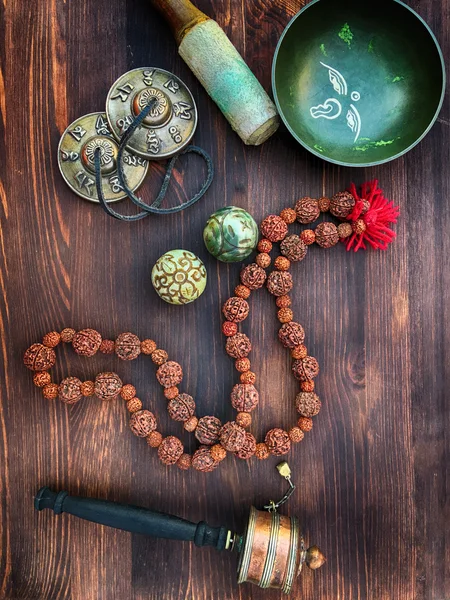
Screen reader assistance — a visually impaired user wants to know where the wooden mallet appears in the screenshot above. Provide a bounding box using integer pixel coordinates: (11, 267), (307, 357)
(150, 0), (280, 145)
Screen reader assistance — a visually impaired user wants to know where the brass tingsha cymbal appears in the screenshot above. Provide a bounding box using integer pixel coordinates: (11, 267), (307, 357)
(105, 67), (198, 160)
(57, 112), (149, 203)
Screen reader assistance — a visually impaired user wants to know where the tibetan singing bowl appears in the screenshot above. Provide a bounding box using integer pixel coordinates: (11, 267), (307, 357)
(35, 487), (325, 594)
(272, 0), (445, 166)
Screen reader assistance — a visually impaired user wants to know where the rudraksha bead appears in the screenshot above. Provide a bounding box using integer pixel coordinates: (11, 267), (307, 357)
(222, 321), (238, 336)
(240, 263), (267, 290)
(168, 393), (196, 422)
(301, 380), (315, 392)
(222, 297), (250, 323)
(130, 409), (157, 437)
(24, 343), (56, 371)
(99, 339), (115, 354)
(255, 252), (271, 268)
(289, 427), (305, 443)
(295, 392), (321, 417)
(120, 384), (136, 401)
(58, 377), (83, 405)
(33, 372), (51, 388)
(210, 444), (227, 462)
(156, 360), (183, 388)
(235, 358), (251, 372)
(236, 411), (252, 428)
(151, 349), (168, 365)
(260, 215), (288, 242)
(177, 454), (192, 470)
(81, 381), (95, 396)
(60, 328), (75, 343)
(230, 383), (259, 412)
(127, 398), (143, 413)
(301, 229), (315, 245)
(318, 196), (330, 212)
(72, 329), (102, 356)
(94, 372), (123, 400)
(361, 199), (370, 214)
(141, 339), (157, 354)
(255, 443), (270, 460)
(337, 222), (353, 239)
(235, 432), (256, 460)
(265, 428), (291, 456)
(158, 436), (184, 465)
(276, 295), (291, 308)
(298, 416), (313, 431)
(147, 431), (163, 448)
(267, 271), (293, 297)
(226, 333), (252, 359)
(314, 222), (339, 248)
(278, 322), (305, 348)
(329, 191), (355, 218)
(295, 197), (320, 224)
(219, 421), (246, 452)
(43, 331), (61, 348)
(257, 239), (272, 253)
(280, 208), (297, 224)
(115, 332), (141, 361)
(184, 415), (198, 432)
(292, 356), (319, 381)
(278, 308), (293, 323)
(234, 284), (251, 299)
(291, 344), (308, 359)
(42, 383), (59, 400)
(274, 256), (290, 271)
(164, 386), (179, 400)
(240, 371), (256, 384)
(353, 219), (366, 235)
(280, 234), (307, 262)
(195, 416), (222, 445)
(192, 446), (217, 472)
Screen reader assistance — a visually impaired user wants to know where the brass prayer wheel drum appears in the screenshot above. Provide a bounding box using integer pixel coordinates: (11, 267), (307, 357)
(237, 507), (325, 593)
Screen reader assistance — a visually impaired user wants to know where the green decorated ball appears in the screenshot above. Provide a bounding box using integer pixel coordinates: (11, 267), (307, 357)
(203, 206), (259, 262)
(151, 250), (207, 305)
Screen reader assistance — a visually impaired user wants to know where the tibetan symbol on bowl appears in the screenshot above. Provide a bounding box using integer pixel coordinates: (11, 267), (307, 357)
(272, 0), (445, 166)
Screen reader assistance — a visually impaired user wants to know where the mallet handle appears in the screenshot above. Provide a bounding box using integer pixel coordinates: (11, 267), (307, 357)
(35, 487), (230, 550)
(150, 0), (209, 45)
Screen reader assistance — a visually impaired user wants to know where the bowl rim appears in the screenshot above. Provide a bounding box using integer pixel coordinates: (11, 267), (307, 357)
(271, 0), (446, 167)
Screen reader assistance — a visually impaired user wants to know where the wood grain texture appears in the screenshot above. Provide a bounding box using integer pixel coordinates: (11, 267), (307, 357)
(0, 0), (448, 598)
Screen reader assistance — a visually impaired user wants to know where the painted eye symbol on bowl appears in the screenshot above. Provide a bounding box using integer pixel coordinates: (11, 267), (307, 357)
(309, 62), (362, 142)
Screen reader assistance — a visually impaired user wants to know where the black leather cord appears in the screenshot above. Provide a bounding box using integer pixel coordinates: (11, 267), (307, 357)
(95, 100), (214, 221)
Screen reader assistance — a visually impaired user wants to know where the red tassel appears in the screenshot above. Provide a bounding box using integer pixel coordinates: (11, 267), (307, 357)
(344, 180), (400, 251)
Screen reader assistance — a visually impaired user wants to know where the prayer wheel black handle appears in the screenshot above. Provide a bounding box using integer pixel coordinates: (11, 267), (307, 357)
(35, 487), (230, 551)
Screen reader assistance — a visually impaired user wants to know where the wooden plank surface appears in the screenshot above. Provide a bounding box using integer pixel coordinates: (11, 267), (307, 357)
(0, 0), (448, 598)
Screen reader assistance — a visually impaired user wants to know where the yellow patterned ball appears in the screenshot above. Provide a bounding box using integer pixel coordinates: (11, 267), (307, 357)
(151, 249), (207, 305)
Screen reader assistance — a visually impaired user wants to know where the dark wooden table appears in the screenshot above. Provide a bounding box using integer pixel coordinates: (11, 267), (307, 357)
(0, 0), (448, 598)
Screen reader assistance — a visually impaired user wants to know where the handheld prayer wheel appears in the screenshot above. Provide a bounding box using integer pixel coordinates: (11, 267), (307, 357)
(35, 486), (324, 594)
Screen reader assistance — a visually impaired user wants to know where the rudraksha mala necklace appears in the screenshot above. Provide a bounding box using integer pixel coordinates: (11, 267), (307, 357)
(23, 181), (399, 473)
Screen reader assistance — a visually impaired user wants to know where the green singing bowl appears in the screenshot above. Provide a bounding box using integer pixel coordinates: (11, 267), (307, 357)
(272, 0), (445, 166)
